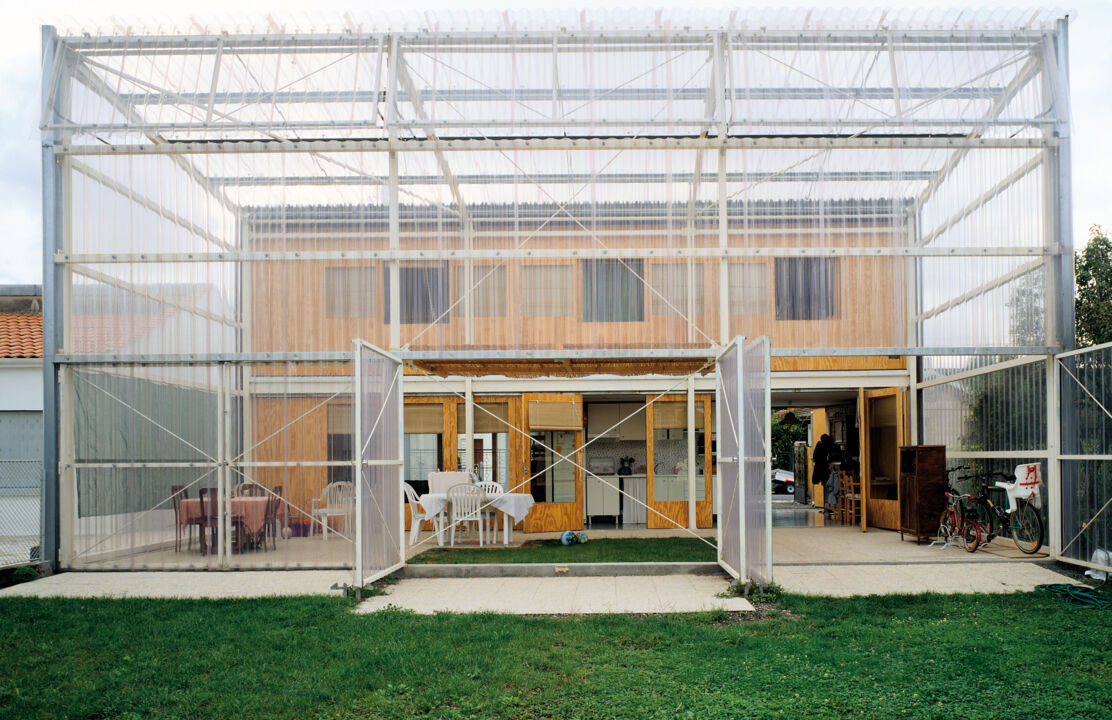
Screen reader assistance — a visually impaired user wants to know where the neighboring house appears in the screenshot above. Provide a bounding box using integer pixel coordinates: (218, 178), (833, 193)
(0, 286), (43, 567)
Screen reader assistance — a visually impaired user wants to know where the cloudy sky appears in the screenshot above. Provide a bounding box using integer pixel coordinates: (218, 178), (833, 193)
(3, 1), (1109, 285)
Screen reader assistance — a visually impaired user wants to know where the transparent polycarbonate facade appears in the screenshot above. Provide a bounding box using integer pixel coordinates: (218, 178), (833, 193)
(1059, 346), (1112, 570)
(920, 359), (1047, 454)
(356, 343), (404, 585)
(715, 340), (741, 578)
(46, 10), (1071, 359)
(741, 337), (771, 586)
(42, 11), (1074, 569)
(64, 362), (360, 569)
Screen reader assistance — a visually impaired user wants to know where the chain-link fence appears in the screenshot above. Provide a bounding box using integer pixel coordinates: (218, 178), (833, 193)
(0, 460), (43, 568)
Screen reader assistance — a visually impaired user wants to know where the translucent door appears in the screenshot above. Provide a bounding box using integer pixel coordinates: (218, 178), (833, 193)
(353, 341), (405, 587)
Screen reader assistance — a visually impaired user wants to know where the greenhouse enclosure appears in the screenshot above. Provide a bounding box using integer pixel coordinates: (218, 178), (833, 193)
(40, 9), (1101, 580)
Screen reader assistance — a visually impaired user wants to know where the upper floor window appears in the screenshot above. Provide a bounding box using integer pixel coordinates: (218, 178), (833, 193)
(384, 263), (450, 325)
(774, 258), (839, 321)
(651, 261), (704, 316)
(325, 266), (376, 318)
(728, 262), (768, 315)
(522, 264), (573, 317)
(582, 258), (645, 323)
(453, 264), (507, 318)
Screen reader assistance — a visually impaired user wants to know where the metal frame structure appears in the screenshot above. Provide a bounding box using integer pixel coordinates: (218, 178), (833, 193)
(40, 11), (1076, 570)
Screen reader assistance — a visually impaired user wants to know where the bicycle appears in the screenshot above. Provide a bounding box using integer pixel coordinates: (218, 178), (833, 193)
(936, 467), (981, 552)
(966, 464), (1044, 555)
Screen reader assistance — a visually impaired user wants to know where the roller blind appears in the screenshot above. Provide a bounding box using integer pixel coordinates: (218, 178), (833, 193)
(728, 262), (768, 315)
(325, 267), (376, 318)
(453, 264), (507, 318)
(405, 404), (445, 434)
(457, 402), (510, 433)
(522, 265), (572, 317)
(653, 400), (705, 429)
(651, 261), (704, 316)
(528, 400), (582, 430)
(327, 403), (353, 434)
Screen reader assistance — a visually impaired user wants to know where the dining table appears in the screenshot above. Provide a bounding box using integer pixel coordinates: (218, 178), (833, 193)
(417, 490), (535, 546)
(178, 496), (285, 553)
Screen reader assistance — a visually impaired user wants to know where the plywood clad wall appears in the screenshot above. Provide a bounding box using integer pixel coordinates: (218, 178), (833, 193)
(251, 397), (330, 528)
(249, 225), (906, 354)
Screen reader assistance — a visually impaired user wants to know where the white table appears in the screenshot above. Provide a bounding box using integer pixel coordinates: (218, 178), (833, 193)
(418, 491), (535, 546)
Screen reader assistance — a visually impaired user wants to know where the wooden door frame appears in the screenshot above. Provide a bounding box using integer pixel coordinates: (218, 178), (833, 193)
(521, 393), (585, 532)
(646, 393), (714, 529)
(859, 387), (910, 531)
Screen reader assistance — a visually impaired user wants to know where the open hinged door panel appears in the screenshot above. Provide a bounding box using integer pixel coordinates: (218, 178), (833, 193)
(859, 387), (910, 532)
(353, 340), (406, 588)
(522, 394), (584, 532)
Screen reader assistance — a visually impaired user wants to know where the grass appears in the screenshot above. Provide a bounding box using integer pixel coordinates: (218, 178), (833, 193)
(408, 537), (717, 564)
(3, 590), (1112, 719)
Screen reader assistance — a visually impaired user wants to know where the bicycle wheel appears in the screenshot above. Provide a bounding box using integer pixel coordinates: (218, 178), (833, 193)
(938, 509), (955, 542)
(972, 498), (997, 544)
(1010, 501), (1044, 554)
(961, 517), (981, 553)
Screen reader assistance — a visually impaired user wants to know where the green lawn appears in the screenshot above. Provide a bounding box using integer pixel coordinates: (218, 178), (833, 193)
(2, 591), (1111, 719)
(409, 537), (717, 564)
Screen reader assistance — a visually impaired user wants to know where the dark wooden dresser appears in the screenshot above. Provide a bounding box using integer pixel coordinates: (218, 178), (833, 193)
(898, 445), (947, 543)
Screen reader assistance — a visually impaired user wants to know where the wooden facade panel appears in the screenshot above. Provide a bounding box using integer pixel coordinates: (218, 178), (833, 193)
(251, 397), (331, 528)
(248, 225), (906, 354)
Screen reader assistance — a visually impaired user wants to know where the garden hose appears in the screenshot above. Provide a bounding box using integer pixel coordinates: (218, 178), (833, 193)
(1035, 583), (1112, 610)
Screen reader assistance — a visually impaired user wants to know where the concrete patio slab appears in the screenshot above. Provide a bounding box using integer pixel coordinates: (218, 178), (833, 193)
(355, 575), (754, 615)
(775, 560), (1073, 596)
(0, 570), (351, 599)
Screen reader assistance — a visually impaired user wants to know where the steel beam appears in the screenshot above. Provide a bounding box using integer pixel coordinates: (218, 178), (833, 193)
(56, 135), (1054, 156)
(207, 169), (935, 187)
(59, 29), (1051, 53)
(113, 86), (1011, 106)
(56, 246), (1056, 265)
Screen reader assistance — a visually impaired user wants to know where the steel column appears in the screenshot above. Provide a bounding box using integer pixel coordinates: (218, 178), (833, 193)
(40, 26), (62, 570)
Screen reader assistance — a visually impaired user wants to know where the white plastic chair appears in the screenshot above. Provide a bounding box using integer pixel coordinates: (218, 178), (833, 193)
(475, 480), (503, 544)
(447, 483), (485, 547)
(403, 481), (443, 547)
(311, 481), (354, 539)
(428, 471), (470, 495)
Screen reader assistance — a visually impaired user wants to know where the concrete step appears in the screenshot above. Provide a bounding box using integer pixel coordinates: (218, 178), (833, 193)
(399, 561), (727, 578)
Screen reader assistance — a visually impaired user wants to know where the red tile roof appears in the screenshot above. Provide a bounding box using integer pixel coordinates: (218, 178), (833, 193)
(0, 313), (43, 358)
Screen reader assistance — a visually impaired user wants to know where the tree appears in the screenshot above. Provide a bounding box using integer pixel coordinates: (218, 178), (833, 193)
(771, 414), (809, 471)
(1075, 225), (1112, 347)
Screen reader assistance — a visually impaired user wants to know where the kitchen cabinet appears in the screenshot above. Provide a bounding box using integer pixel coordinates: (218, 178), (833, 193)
(586, 403), (646, 441)
(653, 474), (707, 502)
(586, 404), (619, 439)
(586, 475), (621, 523)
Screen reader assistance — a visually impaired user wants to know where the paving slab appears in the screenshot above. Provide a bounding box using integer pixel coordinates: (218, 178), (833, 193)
(774, 560), (1073, 597)
(355, 575), (754, 614)
(0, 570), (351, 599)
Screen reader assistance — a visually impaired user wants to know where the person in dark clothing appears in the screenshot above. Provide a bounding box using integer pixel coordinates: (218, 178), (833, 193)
(812, 434), (835, 512)
(812, 434), (834, 486)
